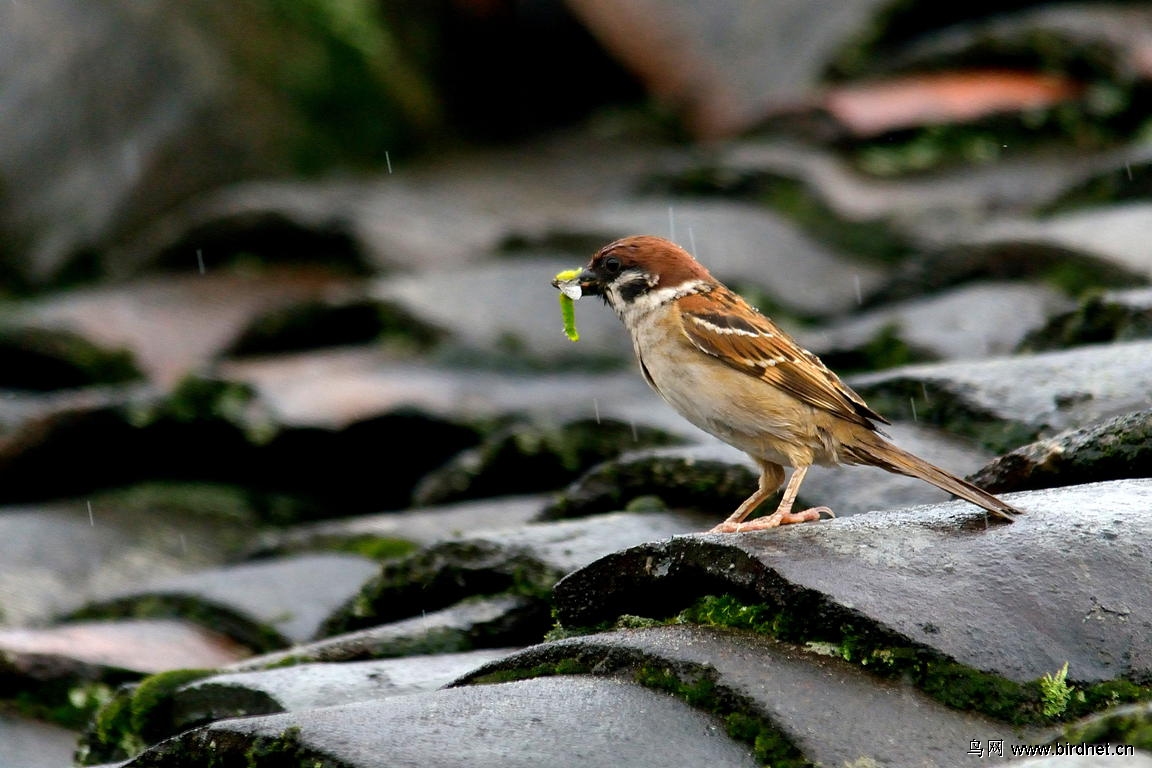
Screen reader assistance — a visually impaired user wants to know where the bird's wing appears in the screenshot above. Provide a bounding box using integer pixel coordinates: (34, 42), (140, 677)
(678, 289), (889, 428)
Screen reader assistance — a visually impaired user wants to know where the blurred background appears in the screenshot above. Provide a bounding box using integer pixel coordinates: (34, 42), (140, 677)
(3, 0), (1150, 291)
(3, 2), (1152, 763)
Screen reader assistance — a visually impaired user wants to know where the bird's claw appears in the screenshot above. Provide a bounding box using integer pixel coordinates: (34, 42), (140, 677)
(709, 506), (831, 533)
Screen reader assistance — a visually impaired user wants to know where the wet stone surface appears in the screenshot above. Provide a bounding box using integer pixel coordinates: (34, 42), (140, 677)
(255, 494), (550, 555)
(849, 340), (1152, 452)
(0, 619), (249, 675)
(458, 624), (1029, 766)
(231, 594), (542, 668)
(151, 649), (520, 744)
(0, 713), (80, 768)
(0, 496), (252, 627)
(797, 281), (1072, 363)
(553, 480), (1152, 689)
(324, 510), (715, 635)
(122, 676), (760, 768)
(69, 553), (381, 651)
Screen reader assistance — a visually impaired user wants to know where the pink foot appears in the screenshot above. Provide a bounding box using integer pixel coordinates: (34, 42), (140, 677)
(708, 506), (832, 534)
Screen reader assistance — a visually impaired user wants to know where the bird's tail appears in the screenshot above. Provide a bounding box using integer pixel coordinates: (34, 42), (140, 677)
(847, 434), (1023, 521)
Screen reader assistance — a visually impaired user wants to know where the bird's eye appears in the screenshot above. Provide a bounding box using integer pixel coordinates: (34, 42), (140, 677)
(603, 256), (622, 275)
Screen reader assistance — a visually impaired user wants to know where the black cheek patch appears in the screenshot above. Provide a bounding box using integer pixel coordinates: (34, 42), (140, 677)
(616, 273), (652, 303)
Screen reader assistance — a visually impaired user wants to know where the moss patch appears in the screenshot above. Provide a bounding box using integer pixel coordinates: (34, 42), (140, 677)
(258, 0), (441, 173)
(325, 535), (418, 562)
(77, 669), (215, 765)
(321, 540), (557, 636)
(127, 376), (278, 446)
(674, 594), (1152, 727)
(758, 177), (914, 265)
(541, 453), (757, 520)
(414, 417), (682, 507)
(635, 664), (808, 767)
(1018, 291), (1152, 352)
(1060, 702), (1152, 751)
(3, 678), (118, 732)
(1043, 161), (1152, 212)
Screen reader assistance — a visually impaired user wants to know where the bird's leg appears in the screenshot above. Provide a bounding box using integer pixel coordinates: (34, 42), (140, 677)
(712, 465), (830, 533)
(709, 462), (784, 533)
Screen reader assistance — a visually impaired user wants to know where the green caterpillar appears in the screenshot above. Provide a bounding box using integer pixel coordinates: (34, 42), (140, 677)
(554, 268), (582, 342)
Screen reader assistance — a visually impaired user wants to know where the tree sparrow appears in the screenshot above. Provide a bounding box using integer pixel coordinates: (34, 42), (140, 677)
(555, 235), (1023, 533)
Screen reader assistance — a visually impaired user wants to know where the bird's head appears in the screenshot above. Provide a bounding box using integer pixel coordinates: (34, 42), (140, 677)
(576, 236), (713, 316)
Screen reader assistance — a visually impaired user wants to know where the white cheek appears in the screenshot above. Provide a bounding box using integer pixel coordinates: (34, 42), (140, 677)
(613, 279), (709, 324)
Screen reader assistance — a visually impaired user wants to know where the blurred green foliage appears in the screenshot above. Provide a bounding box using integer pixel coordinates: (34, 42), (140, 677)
(256, 0), (443, 172)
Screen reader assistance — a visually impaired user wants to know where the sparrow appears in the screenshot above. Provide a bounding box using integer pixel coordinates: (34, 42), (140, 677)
(555, 235), (1023, 533)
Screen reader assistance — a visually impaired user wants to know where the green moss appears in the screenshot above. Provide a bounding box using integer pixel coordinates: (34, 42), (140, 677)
(129, 669), (217, 734)
(678, 594), (820, 645)
(1061, 702), (1152, 750)
(1044, 161), (1152, 212)
(844, 88), (1146, 179)
(468, 657), (593, 686)
(1018, 291), (1152, 351)
(260, 0), (441, 172)
(543, 454), (756, 520)
(613, 614), (667, 630)
(241, 724), (325, 767)
(326, 535), (418, 562)
(127, 376), (279, 446)
(557, 593), (1124, 726)
(1039, 260), (1138, 299)
(321, 540), (557, 636)
(1078, 679), (1151, 715)
(852, 125), (1010, 177)
(672, 594), (1152, 727)
(919, 661), (1035, 723)
(6, 679), (117, 732)
(633, 664), (807, 766)
(416, 418), (682, 507)
(78, 669), (216, 765)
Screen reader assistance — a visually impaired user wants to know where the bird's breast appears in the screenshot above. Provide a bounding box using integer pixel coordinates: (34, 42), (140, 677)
(628, 312), (829, 466)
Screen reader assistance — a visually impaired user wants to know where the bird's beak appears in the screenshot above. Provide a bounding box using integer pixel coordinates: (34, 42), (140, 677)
(551, 267), (603, 298)
(575, 268), (602, 296)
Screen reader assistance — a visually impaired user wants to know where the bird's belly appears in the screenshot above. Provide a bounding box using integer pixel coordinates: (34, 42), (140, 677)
(636, 341), (836, 468)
